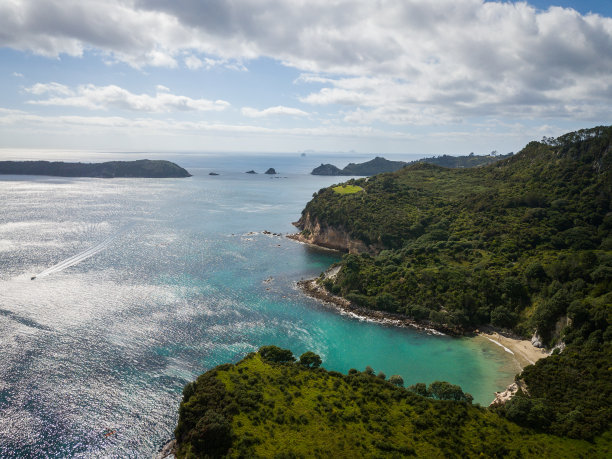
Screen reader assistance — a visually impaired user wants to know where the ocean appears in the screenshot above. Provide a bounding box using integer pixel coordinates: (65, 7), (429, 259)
(0, 153), (518, 456)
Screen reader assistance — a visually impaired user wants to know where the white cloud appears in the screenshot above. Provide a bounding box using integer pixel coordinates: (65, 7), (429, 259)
(1, 1), (611, 124)
(184, 55), (203, 69)
(12, 72), (24, 78)
(25, 83), (230, 112)
(241, 106), (309, 118)
(25, 82), (73, 96)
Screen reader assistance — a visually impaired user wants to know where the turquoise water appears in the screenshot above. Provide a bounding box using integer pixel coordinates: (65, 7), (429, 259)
(0, 155), (518, 456)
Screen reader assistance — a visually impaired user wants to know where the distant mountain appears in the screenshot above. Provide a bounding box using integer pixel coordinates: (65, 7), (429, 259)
(311, 153), (513, 176)
(312, 156), (406, 176)
(0, 159), (191, 178)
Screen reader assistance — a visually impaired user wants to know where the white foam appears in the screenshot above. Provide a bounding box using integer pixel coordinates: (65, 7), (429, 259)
(485, 337), (515, 355)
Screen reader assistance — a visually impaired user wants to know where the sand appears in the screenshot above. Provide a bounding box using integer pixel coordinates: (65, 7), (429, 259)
(476, 328), (549, 370)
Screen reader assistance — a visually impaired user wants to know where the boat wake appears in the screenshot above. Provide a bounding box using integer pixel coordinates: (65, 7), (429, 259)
(32, 225), (131, 279)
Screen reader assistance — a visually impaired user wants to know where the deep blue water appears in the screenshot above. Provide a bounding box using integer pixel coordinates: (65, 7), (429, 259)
(0, 154), (518, 457)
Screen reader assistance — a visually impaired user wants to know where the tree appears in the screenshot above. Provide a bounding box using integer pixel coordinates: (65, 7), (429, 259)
(389, 375), (404, 387)
(364, 365), (375, 376)
(299, 351), (322, 368)
(258, 345), (295, 363)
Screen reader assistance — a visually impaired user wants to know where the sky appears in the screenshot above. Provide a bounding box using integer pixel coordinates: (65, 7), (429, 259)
(1, 0), (611, 157)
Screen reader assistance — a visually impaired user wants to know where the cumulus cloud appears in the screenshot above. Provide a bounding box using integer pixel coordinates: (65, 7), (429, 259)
(25, 83), (230, 112)
(184, 55), (203, 69)
(241, 106), (309, 118)
(2, 0), (612, 123)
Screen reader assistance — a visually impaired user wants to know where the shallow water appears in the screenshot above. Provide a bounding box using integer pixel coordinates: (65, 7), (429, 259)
(0, 156), (518, 456)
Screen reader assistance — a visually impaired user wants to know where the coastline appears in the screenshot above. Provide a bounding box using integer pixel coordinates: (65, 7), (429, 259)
(475, 328), (549, 369)
(296, 273), (549, 371)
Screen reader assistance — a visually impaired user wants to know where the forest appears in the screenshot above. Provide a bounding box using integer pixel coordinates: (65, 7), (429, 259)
(173, 347), (609, 457)
(297, 126), (611, 441)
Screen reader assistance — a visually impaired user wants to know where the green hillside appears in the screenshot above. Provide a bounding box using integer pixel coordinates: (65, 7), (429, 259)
(174, 347), (609, 458)
(298, 126), (611, 339)
(293, 126), (612, 441)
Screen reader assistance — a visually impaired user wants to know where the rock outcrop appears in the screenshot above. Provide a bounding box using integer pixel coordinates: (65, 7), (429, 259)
(291, 212), (383, 254)
(264, 168), (277, 174)
(490, 380), (529, 407)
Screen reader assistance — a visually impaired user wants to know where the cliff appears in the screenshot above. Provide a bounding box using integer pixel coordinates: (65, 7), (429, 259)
(292, 212), (383, 254)
(0, 159), (191, 178)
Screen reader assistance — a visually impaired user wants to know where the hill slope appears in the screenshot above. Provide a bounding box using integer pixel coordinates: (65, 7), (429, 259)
(0, 159), (191, 178)
(173, 347), (609, 458)
(296, 126), (611, 337)
(311, 153), (512, 176)
(292, 125), (612, 441)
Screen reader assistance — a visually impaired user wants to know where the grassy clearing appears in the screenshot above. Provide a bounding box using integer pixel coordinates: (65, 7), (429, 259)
(332, 184), (364, 194)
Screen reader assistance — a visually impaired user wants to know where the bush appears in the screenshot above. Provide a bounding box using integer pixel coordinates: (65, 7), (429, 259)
(299, 351), (322, 368)
(259, 345), (295, 363)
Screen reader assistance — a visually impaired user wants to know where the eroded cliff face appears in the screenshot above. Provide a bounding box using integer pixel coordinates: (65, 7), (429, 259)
(292, 212), (383, 254)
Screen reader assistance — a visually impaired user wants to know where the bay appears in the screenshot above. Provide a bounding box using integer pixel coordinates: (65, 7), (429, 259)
(0, 154), (518, 457)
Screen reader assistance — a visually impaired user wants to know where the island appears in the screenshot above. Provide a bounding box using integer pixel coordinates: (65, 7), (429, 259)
(170, 126), (611, 456)
(264, 168), (277, 175)
(0, 159), (191, 178)
(209, 172), (219, 176)
(245, 170), (258, 174)
(311, 152), (513, 176)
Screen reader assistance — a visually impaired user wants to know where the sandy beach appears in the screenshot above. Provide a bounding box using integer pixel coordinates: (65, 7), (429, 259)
(476, 328), (549, 370)
(296, 271), (549, 373)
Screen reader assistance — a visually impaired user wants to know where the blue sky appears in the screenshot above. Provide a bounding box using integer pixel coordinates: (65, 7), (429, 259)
(1, 0), (611, 157)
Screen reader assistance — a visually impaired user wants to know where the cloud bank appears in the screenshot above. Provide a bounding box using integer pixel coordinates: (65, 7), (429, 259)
(1, 0), (611, 141)
(24, 83), (230, 112)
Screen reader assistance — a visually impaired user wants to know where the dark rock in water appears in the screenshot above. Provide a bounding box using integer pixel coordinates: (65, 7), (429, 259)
(245, 170), (257, 174)
(264, 168), (277, 174)
(312, 163), (343, 176)
(209, 172), (219, 176)
(0, 159), (191, 178)
(300, 152), (307, 157)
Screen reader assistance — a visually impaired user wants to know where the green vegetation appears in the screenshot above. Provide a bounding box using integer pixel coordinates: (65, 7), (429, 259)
(0, 159), (191, 178)
(332, 184), (364, 194)
(297, 126), (612, 442)
(311, 153), (513, 176)
(175, 347), (609, 458)
(302, 126), (611, 339)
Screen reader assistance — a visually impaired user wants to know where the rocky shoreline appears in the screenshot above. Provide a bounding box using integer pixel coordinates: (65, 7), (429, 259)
(296, 273), (457, 336)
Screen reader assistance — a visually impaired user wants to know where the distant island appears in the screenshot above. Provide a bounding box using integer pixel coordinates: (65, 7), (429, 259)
(311, 153), (513, 176)
(265, 168), (277, 174)
(0, 159), (191, 178)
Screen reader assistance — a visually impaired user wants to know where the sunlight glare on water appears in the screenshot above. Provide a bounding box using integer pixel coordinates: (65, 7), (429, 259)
(0, 155), (518, 456)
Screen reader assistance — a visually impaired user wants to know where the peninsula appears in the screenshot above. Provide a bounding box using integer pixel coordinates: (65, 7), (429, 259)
(0, 159), (191, 178)
(311, 152), (513, 176)
(171, 126), (611, 456)
(292, 125), (611, 440)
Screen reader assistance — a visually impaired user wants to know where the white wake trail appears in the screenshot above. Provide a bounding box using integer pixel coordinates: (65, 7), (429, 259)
(34, 225), (130, 279)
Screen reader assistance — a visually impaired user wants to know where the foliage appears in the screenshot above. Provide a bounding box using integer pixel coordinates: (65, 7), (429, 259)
(301, 126), (611, 339)
(259, 345), (296, 364)
(495, 339), (612, 439)
(332, 184), (363, 194)
(299, 351), (322, 368)
(174, 349), (609, 458)
(297, 126), (612, 441)
(311, 153), (513, 176)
